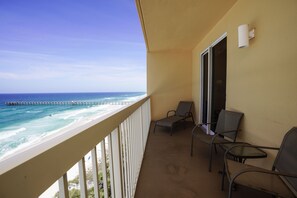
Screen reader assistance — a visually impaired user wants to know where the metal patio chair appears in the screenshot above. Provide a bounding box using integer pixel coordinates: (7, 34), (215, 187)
(154, 101), (194, 136)
(190, 109), (243, 172)
(224, 127), (297, 198)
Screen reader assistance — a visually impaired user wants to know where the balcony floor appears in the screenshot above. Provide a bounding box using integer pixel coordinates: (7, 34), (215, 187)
(135, 122), (271, 198)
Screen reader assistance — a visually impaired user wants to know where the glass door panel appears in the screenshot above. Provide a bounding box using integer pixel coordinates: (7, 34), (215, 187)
(211, 37), (227, 131)
(200, 35), (227, 133)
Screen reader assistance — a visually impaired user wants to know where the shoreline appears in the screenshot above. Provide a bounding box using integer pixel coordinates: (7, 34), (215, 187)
(0, 103), (123, 162)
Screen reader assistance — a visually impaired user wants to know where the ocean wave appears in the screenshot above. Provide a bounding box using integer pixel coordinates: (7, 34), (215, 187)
(60, 108), (91, 119)
(42, 119), (78, 136)
(26, 110), (43, 113)
(55, 103), (123, 120)
(0, 121), (80, 161)
(0, 127), (26, 141)
(0, 134), (41, 160)
(122, 94), (146, 102)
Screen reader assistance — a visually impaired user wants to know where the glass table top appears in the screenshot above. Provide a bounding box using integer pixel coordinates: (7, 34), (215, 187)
(221, 143), (267, 158)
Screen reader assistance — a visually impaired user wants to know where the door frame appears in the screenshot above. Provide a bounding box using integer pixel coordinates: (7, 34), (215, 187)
(199, 32), (227, 134)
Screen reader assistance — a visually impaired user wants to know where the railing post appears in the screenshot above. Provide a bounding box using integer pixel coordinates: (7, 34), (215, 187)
(140, 106), (144, 157)
(58, 174), (69, 198)
(120, 123), (128, 198)
(108, 134), (115, 198)
(91, 148), (100, 198)
(126, 117), (133, 197)
(101, 139), (109, 198)
(125, 120), (131, 198)
(111, 127), (123, 198)
(78, 158), (87, 198)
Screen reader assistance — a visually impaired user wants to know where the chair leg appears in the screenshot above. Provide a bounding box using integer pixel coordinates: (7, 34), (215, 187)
(214, 144), (218, 154)
(228, 180), (234, 198)
(170, 127), (173, 136)
(191, 116), (195, 125)
(191, 135), (194, 156)
(209, 144), (213, 172)
(153, 123), (157, 133)
(221, 163), (226, 191)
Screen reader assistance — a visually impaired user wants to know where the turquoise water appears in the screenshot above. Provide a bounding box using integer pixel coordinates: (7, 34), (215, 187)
(0, 92), (145, 159)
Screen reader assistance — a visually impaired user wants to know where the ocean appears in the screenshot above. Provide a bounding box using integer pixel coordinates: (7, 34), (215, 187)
(0, 92), (145, 160)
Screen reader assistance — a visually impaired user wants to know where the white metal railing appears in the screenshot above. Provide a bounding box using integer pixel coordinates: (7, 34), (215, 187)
(0, 96), (151, 198)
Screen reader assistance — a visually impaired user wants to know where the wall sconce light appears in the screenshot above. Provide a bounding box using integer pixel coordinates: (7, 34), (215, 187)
(238, 24), (255, 48)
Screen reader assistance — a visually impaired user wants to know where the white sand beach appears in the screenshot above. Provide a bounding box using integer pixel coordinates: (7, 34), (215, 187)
(39, 145), (106, 198)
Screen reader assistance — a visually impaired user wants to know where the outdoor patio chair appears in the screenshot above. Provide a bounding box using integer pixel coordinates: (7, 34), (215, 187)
(224, 127), (297, 198)
(190, 109), (243, 172)
(154, 101), (194, 136)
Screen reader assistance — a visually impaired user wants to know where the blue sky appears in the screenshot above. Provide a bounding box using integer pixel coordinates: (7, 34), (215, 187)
(0, 0), (146, 93)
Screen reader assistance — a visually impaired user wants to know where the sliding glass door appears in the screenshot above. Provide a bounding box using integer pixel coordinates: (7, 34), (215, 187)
(200, 35), (227, 133)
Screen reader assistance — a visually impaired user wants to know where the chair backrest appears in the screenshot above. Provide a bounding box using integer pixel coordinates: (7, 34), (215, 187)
(274, 127), (297, 194)
(175, 101), (193, 117)
(215, 110), (243, 141)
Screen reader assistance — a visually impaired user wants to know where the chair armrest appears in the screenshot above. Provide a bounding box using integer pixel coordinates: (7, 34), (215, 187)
(196, 122), (217, 126)
(230, 167), (297, 186)
(210, 130), (238, 144)
(192, 122), (215, 131)
(167, 110), (176, 117)
(192, 122), (218, 135)
(234, 168), (297, 179)
(215, 129), (238, 135)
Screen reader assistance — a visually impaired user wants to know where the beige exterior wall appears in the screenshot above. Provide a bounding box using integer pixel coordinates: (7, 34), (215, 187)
(147, 51), (192, 120)
(192, 0), (297, 167)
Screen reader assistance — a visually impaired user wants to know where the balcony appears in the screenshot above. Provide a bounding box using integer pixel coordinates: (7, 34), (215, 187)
(1, 0), (296, 197)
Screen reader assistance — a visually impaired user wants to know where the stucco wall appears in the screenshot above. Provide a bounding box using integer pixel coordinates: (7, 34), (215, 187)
(147, 51), (192, 120)
(192, 0), (297, 167)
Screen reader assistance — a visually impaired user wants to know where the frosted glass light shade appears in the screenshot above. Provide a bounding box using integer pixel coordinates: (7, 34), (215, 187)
(238, 24), (249, 48)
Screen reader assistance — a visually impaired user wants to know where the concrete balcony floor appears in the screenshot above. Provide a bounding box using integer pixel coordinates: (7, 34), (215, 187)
(135, 122), (271, 198)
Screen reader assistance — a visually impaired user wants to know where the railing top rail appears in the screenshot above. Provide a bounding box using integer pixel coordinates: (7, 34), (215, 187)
(0, 95), (150, 198)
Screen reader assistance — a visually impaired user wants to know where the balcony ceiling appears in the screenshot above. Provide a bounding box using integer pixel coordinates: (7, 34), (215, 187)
(136, 0), (237, 52)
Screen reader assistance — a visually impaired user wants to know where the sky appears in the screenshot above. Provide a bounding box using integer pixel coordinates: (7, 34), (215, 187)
(0, 0), (146, 93)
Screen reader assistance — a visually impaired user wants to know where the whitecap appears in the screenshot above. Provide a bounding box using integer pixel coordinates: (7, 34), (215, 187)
(0, 127), (26, 141)
(26, 110), (42, 113)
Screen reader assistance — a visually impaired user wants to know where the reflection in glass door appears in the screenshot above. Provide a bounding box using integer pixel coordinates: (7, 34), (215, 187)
(200, 35), (227, 133)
